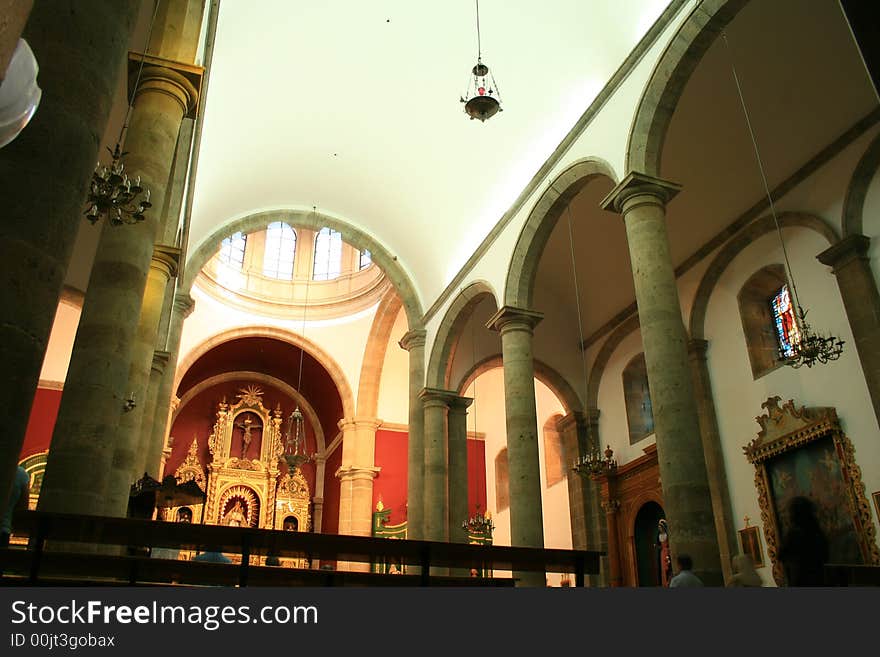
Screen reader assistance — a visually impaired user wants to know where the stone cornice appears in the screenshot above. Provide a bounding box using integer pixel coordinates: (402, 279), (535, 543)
(486, 305), (544, 333)
(418, 387), (457, 406)
(600, 171), (681, 214)
(816, 234), (870, 270)
(398, 328), (427, 352)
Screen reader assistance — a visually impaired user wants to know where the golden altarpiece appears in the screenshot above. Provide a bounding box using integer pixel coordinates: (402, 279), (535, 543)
(168, 386), (313, 565)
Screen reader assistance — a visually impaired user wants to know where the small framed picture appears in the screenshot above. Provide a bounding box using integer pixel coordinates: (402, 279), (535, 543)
(738, 525), (764, 569)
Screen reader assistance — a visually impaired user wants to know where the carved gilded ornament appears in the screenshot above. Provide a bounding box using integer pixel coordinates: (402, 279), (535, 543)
(744, 396), (879, 585)
(174, 437), (207, 491)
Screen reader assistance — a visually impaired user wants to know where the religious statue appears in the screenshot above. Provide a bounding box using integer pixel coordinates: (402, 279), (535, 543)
(657, 518), (673, 586)
(223, 500), (248, 527)
(234, 415), (261, 459)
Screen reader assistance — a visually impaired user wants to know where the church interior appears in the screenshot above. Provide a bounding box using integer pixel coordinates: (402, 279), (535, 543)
(2, 0), (879, 587)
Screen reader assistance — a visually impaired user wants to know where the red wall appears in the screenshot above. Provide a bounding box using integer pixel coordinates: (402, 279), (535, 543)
(370, 428), (488, 529)
(321, 445), (342, 535)
(373, 429), (409, 525)
(21, 387), (62, 459)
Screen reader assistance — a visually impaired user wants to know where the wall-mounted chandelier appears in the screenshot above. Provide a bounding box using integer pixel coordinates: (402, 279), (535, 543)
(460, 0), (502, 122)
(723, 33), (844, 369)
(573, 445), (617, 478)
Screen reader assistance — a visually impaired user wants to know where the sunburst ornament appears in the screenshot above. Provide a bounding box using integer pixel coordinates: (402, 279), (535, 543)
(237, 385), (264, 406)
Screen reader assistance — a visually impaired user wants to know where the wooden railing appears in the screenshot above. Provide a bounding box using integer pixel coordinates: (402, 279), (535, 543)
(0, 511), (602, 587)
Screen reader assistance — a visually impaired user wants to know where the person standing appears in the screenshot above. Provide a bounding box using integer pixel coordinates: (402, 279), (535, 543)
(669, 554), (704, 587)
(778, 497), (828, 586)
(1, 466), (30, 547)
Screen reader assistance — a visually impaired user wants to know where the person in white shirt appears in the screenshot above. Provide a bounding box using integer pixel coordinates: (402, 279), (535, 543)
(669, 554), (704, 587)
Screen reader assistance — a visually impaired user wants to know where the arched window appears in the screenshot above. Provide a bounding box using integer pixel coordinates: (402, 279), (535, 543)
(219, 232), (246, 269)
(623, 353), (654, 445)
(494, 448), (510, 512)
(737, 264), (788, 378)
(359, 249), (372, 270)
(543, 414), (565, 487)
(263, 222), (296, 280)
(313, 227), (342, 280)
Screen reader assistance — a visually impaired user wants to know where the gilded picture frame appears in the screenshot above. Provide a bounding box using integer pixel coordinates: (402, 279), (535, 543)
(738, 525), (764, 569)
(743, 397), (880, 586)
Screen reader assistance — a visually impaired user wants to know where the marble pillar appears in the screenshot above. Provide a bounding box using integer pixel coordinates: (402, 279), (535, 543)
(602, 172), (723, 585)
(420, 388), (452, 543)
(487, 306), (545, 587)
(399, 329), (426, 539)
(0, 1), (138, 515)
(817, 235), (880, 430)
(446, 395), (472, 543)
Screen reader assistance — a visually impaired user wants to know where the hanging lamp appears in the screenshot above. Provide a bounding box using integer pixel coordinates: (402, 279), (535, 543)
(460, 0), (503, 122)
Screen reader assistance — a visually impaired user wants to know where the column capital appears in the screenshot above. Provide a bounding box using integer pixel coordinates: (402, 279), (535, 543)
(687, 338), (710, 360)
(151, 350), (171, 376)
(816, 234), (870, 271)
(446, 395), (473, 414)
(129, 53), (203, 118)
(151, 244), (181, 278)
(486, 305), (543, 333)
(398, 328), (427, 351)
(418, 387), (457, 407)
(555, 411), (586, 434)
(335, 465), (381, 481)
(601, 171), (681, 214)
(173, 292), (195, 318)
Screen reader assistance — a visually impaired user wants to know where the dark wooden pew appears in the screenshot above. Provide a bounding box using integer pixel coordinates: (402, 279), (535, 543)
(1, 511), (602, 587)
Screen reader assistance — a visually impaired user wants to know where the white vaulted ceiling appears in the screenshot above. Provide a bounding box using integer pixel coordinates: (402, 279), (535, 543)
(188, 0), (672, 308)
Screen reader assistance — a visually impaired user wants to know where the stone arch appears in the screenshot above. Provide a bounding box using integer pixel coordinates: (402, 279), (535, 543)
(456, 354), (584, 417)
(842, 130), (880, 237)
(626, 0), (748, 176)
(688, 212), (839, 340)
(356, 289), (402, 418)
(587, 314), (641, 412)
(183, 208), (424, 329)
(174, 325), (355, 419)
(505, 158), (618, 308)
(426, 281), (499, 390)
(171, 370), (326, 454)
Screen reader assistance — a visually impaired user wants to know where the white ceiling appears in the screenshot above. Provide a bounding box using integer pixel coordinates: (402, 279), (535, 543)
(189, 0), (672, 308)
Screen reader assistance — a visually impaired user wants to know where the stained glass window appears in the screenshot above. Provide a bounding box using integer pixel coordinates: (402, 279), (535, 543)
(219, 232), (246, 269)
(313, 227), (342, 280)
(263, 222), (296, 280)
(771, 284), (800, 359)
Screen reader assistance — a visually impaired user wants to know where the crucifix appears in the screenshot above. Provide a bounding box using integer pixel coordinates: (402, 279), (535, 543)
(234, 415), (262, 458)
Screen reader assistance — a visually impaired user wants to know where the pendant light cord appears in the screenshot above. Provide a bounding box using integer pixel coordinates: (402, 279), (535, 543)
(564, 199), (590, 413)
(118, 0), (161, 150)
(296, 208), (317, 393)
(475, 0), (482, 60)
(722, 32), (803, 316)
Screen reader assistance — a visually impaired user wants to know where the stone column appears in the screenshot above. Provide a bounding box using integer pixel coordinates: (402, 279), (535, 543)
(105, 246), (179, 514)
(817, 235), (880, 429)
(487, 306), (545, 587)
(336, 418), (380, 537)
(0, 0), (33, 78)
(446, 395), (472, 543)
(688, 338), (736, 582)
(419, 388), (452, 543)
(602, 172), (722, 585)
(556, 412), (589, 549)
(399, 329), (426, 539)
(147, 292), (195, 477)
(0, 1), (139, 515)
(601, 497), (623, 587)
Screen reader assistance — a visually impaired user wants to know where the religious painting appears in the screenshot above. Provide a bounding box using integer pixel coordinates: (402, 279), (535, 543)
(744, 397), (879, 585)
(738, 525), (764, 569)
(765, 435), (862, 565)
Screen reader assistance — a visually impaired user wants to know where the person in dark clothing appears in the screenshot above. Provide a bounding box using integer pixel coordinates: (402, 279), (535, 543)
(778, 496), (829, 586)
